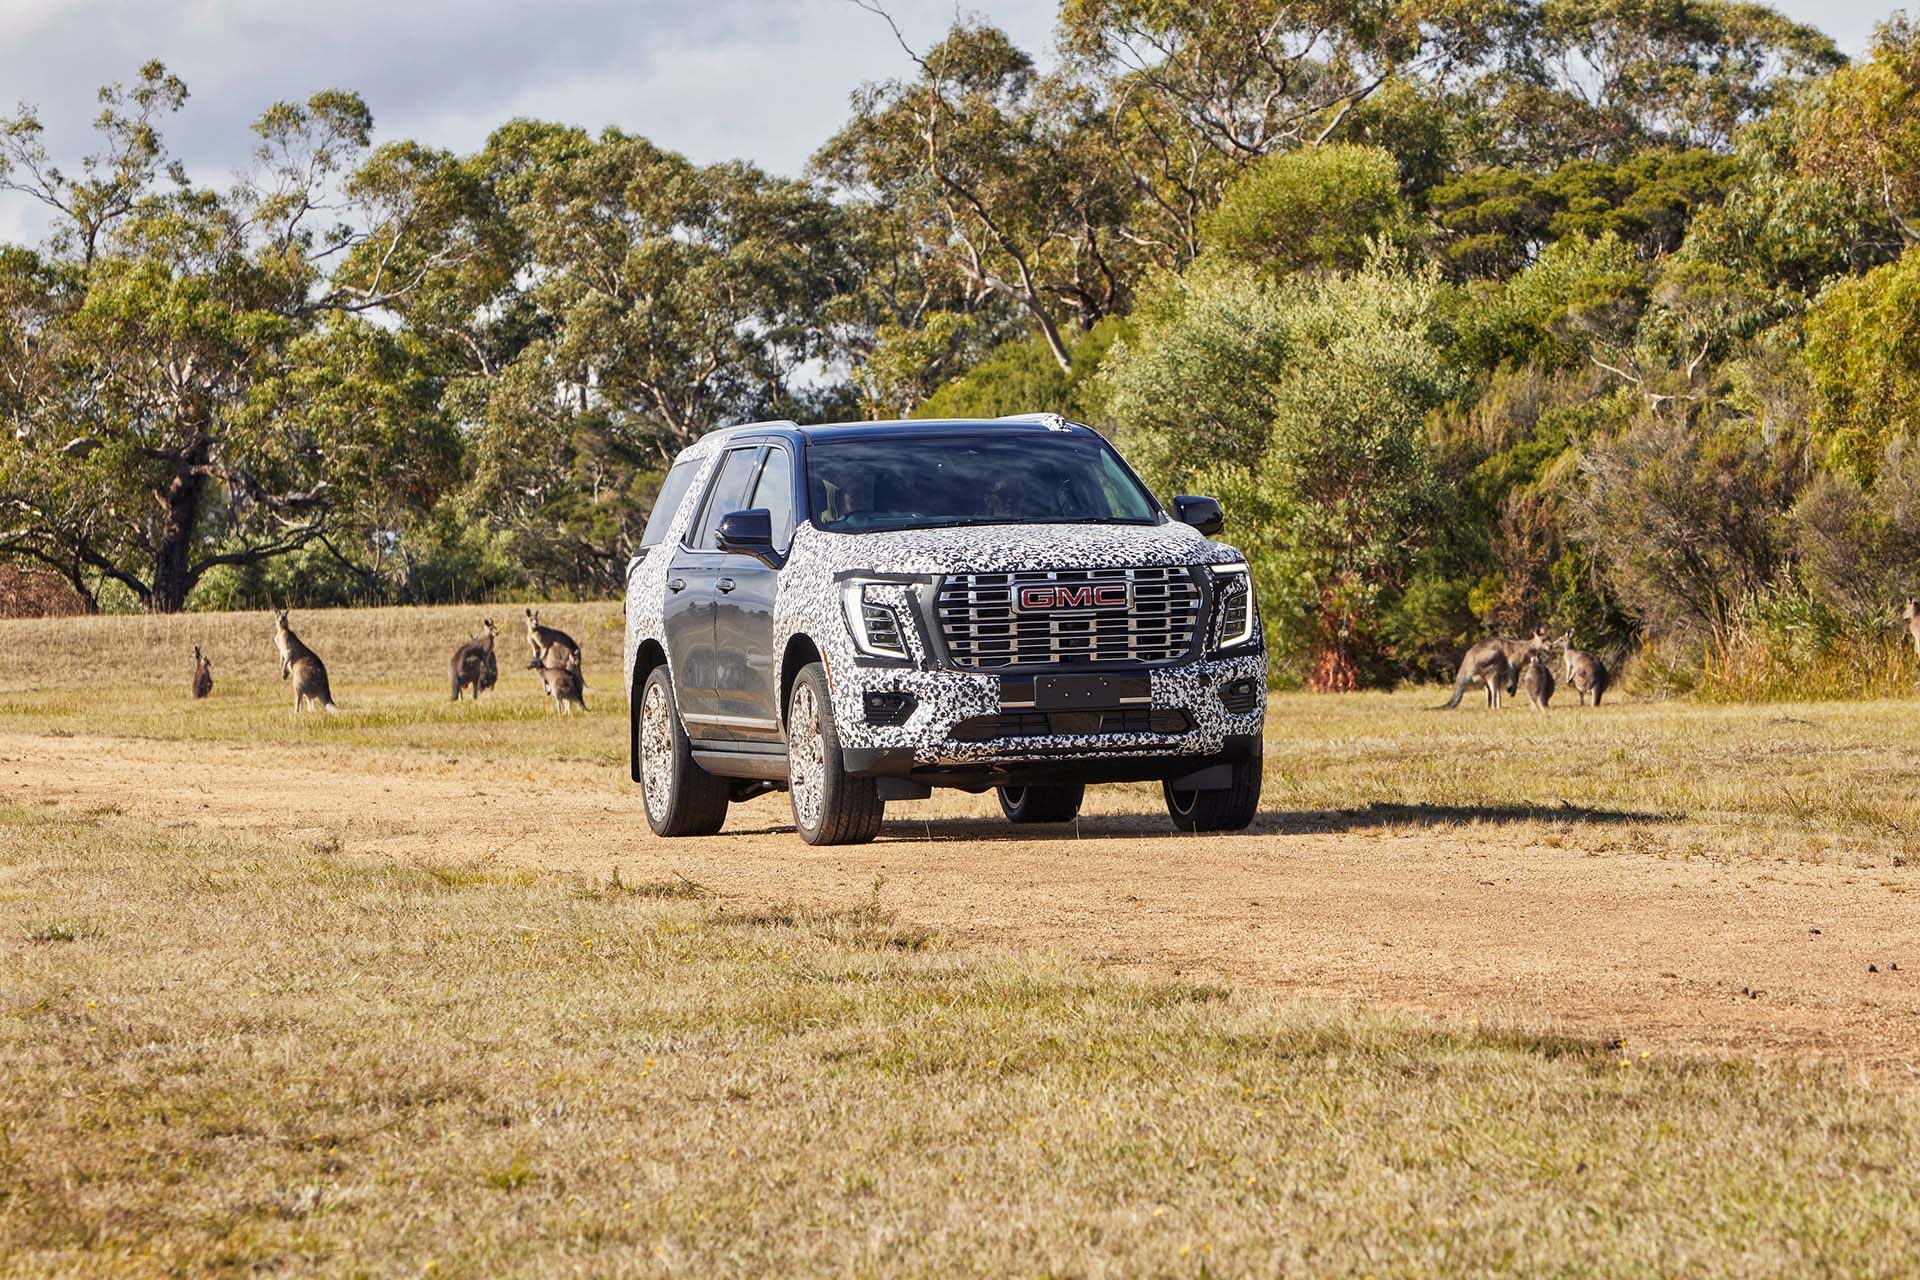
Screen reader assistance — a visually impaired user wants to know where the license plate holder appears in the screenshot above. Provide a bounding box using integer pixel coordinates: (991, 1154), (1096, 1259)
(1032, 673), (1151, 711)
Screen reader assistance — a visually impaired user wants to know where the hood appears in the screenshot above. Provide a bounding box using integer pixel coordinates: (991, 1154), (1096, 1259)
(794, 520), (1242, 574)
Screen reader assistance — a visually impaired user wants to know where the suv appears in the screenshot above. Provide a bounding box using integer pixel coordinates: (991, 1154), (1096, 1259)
(623, 415), (1266, 845)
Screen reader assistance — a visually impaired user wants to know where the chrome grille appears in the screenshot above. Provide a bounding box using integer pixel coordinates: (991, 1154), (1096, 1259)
(936, 566), (1203, 670)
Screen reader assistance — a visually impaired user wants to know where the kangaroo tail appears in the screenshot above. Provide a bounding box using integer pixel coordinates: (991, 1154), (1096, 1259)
(1435, 672), (1468, 710)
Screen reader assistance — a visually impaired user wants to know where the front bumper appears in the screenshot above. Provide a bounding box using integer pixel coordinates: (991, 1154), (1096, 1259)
(828, 651), (1267, 787)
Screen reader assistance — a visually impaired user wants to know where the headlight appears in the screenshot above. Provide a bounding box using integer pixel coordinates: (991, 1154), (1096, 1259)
(841, 579), (910, 660)
(1209, 562), (1255, 649)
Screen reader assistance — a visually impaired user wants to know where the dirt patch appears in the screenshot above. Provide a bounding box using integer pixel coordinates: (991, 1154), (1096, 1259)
(7, 730), (1916, 1075)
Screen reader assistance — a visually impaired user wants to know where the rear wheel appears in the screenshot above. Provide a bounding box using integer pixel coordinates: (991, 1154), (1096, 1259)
(786, 663), (884, 845)
(638, 666), (729, 837)
(1163, 750), (1262, 833)
(997, 784), (1085, 824)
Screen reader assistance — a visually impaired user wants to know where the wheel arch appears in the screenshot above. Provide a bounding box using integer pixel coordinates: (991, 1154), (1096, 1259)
(779, 633), (825, 730)
(629, 639), (669, 783)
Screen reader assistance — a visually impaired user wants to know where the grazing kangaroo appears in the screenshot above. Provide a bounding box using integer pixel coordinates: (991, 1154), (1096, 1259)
(1556, 633), (1611, 706)
(190, 646), (213, 700)
(530, 647), (586, 714)
(1520, 652), (1555, 710)
(1439, 630), (1553, 709)
(273, 609), (337, 713)
(524, 608), (579, 666)
(449, 618), (499, 702)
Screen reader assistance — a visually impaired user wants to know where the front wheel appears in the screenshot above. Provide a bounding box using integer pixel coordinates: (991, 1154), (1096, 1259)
(638, 667), (729, 837)
(1163, 751), (1262, 833)
(998, 784), (1085, 824)
(786, 663), (884, 845)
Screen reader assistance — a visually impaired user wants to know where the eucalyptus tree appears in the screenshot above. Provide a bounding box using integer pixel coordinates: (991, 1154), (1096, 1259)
(430, 123), (852, 590)
(0, 64), (468, 610)
(815, 19), (1137, 376)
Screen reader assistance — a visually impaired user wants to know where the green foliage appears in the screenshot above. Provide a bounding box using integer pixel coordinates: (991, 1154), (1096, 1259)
(1803, 249), (1920, 482)
(0, 70), (459, 612)
(1574, 407), (1797, 648)
(913, 320), (1125, 422)
(1429, 150), (1741, 281)
(1201, 145), (1409, 274)
(1106, 253), (1457, 686)
(1788, 436), (1920, 619)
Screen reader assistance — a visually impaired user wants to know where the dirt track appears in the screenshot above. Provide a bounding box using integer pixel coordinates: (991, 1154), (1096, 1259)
(6, 729), (1915, 1076)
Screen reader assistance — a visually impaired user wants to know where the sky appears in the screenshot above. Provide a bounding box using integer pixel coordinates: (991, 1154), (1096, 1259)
(0, 0), (1900, 244)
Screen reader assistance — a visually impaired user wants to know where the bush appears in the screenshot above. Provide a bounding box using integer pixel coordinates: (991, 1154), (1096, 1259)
(1200, 144), (1409, 275)
(1104, 252), (1456, 686)
(913, 320), (1124, 423)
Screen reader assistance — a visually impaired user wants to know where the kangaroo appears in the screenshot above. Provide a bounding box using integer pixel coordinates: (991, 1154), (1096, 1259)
(530, 647), (586, 714)
(190, 646), (213, 700)
(1520, 651), (1555, 710)
(1556, 632), (1611, 706)
(450, 618), (499, 702)
(273, 609), (338, 713)
(1439, 630), (1552, 709)
(524, 608), (579, 667)
(1905, 599), (1920, 672)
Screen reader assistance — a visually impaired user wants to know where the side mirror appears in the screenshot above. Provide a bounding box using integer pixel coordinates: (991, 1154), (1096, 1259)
(716, 508), (777, 565)
(1173, 495), (1225, 537)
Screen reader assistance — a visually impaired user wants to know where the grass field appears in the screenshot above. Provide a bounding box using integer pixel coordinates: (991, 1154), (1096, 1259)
(2, 601), (1917, 864)
(5, 808), (1917, 1276)
(2, 604), (1919, 1274)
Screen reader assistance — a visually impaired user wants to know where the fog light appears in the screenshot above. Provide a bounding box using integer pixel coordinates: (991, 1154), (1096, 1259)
(1220, 678), (1260, 714)
(863, 690), (917, 726)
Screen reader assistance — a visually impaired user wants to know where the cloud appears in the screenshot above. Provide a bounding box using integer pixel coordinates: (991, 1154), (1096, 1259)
(0, 0), (1056, 242)
(0, 0), (1881, 246)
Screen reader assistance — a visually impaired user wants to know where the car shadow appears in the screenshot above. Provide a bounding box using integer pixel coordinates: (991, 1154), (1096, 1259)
(861, 800), (1679, 844)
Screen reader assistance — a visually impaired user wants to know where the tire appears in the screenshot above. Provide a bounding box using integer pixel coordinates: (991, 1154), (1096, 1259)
(997, 784), (1085, 824)
(637, 666), (729, 837)
(1163, 749), (1262, 833)
(786, 663), (884, 845)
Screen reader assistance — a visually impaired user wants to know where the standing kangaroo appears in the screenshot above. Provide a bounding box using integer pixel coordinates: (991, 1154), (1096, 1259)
(450, 618), (499, 702)
(1520, 652), (1555, 710)
(1556, 633), (1611, 706)
(524, 608), (579, 666)
(1440, 630), (1552, 709)
(530, 647), (586, 714)
(1905, 599), (1920, 673)
(274, 609), (338, 713)
(190, 646), (214, 700)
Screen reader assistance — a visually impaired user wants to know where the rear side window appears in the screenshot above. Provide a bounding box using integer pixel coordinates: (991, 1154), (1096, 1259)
(689, 447), (764, 550)
(639, 458), (701, 549)
(749, 446), (795, 554)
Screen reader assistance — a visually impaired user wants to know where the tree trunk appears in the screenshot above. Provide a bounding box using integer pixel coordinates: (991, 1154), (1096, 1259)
(148, 438), (210, 614)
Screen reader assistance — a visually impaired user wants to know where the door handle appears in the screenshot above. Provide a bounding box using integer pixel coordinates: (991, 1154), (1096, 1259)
(715, 577), (736, 593)
(668, 578), (687, 593)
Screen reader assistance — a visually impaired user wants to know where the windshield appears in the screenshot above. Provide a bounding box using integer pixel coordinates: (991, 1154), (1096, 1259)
(806, 434), (1159, 534)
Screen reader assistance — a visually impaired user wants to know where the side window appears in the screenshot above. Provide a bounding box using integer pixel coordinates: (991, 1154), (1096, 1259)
(689, 447), (764, 550)
(749, 446), (795, 554)
(639, 458), (701, 549)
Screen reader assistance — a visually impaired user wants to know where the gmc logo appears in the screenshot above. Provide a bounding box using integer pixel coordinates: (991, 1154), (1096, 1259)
(1017, 583), (1131, 611)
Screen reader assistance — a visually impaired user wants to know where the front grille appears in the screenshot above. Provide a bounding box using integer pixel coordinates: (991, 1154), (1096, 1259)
(936, 566), (1203, 670)
(950, 709), (1191, 741)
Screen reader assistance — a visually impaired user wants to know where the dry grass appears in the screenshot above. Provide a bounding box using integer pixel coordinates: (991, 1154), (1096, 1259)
(3, 603), (1920, 867)
(3, 806), (1917, 1277)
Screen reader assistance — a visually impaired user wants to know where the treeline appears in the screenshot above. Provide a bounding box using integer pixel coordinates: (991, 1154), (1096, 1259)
(2, 2), (1917, 692)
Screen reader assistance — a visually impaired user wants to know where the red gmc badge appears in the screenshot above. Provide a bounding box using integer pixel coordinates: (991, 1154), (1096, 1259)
(1015, 583), (1132, 611)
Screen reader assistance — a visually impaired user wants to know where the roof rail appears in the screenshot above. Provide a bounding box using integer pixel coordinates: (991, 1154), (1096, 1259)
(715, 418), (801, 433)
(993, 412), (1081, 431)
